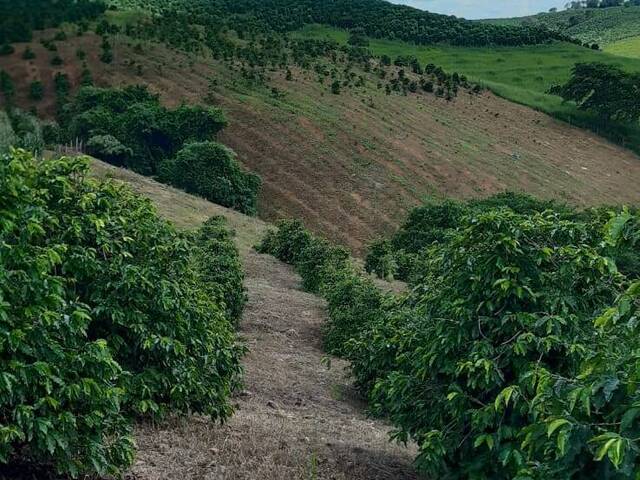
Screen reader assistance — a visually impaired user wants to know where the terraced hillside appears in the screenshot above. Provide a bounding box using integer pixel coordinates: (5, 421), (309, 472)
(3, 31), (640, 253)
(485, 6), (640, 45)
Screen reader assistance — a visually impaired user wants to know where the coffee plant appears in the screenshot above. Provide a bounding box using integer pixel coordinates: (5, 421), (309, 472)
(159, 141), (261, 216)
(193, 216), (247, 324)
(0, 149), (244, 476)
(259, 203), (640, 479)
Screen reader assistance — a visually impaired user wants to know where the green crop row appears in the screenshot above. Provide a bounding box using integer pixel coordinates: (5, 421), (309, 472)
(259, 199), (640, 478)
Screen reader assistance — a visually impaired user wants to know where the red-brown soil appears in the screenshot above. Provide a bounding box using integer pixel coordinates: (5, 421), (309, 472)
(3, 31), (640, 253)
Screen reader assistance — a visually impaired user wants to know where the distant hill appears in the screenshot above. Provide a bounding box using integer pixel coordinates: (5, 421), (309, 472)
(483, 6), (640, 45)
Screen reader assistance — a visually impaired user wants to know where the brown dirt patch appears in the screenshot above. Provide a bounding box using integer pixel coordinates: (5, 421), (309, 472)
(3, 32), (640, 254)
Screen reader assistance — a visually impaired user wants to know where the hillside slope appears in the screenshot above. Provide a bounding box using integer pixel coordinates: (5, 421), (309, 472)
(484, 6), (640, 45)
(4, 31), (640, 252)
(91, 159), (419, 480)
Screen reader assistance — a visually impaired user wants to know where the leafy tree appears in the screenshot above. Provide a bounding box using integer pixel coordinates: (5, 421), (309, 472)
(550, 62), (640, 123)
(86, 134), (132, 166)
(159, 141), (261, 215)
(60, 85), (227, 175)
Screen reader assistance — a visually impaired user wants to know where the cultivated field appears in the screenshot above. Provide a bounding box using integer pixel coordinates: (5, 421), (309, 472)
(3, 31), (640, 252)
(296, 24), (640, 156)
(605, 35), (640, 59)
(91, 160), (420, 480)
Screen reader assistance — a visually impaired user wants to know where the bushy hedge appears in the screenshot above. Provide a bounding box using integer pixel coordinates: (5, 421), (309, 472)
(365, 192), (578, 282)
(193, 216), (247, 324)
(0, 150), (244, 477)
(159, 141), (261, 216)
(259, 205), (640, 478)
(257, 220), (370, 356)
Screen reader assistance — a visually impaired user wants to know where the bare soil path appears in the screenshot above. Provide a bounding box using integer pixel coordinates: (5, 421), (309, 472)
(91, 161), (419, 480)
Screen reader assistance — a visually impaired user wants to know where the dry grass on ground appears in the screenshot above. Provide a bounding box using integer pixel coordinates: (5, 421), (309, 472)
(91, 161), (420, 480)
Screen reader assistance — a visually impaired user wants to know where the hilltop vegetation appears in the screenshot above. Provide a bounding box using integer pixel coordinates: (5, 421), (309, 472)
(1, 1), (640, 478)
(259, 196), (640, 479)
(108, 0), (569, 48)
(484, 5), (640, 46)
(0, 0), (105, 44)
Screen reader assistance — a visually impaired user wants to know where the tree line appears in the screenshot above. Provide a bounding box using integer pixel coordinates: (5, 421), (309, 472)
(0, 0), (106, 45)
(259, 194), (640, 479)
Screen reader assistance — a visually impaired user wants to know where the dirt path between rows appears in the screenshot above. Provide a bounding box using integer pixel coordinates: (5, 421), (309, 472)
(89, 160), (419, 479)
(130, 247), (419, 479)
(91, 158), (419, 479)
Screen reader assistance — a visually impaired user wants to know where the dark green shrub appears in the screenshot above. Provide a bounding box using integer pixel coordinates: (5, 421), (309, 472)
(0, 150), (244, 476)
(257, 219), (314, 265)
(366, 193), (578, 282)
(0, 43), (14, 56)
(100, 48), (113, 64)
(80, 66), (94, 87)
(194, 216), (247, 324)
(28, 80), (44, 101)
(159, 141), (261, 215)
(364, 238), (397, 279)
(352, 209), (639, 479)
(61, 86), (228, 175)
(0, 69), (15, 102)
(22, 46), (36, 60)
(257, 219), (377, 356)
(321, 268), (386, 357)
(86, 134), (133, 166)
(260, 206), (640, 478)
(50, 54), (63, 66)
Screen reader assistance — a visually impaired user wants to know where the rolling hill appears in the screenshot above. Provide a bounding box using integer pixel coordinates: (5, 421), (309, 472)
(484, 5), (640, 45)
(2, 1), (640, 478)
(2, 27), (640, 253)
(296, 24), (640, 157)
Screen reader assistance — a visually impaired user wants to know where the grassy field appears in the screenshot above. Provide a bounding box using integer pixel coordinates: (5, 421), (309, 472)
(605, 35), (640, 59)
(296, 24), (640, 154)
(483, 6), (640, 45)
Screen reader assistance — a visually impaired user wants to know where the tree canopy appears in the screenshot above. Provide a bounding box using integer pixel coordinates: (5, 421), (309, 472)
(551, 63), (640, 123)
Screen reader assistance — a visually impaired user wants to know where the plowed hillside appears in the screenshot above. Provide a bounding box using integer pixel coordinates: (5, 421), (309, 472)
(3, 31), (640, 252)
